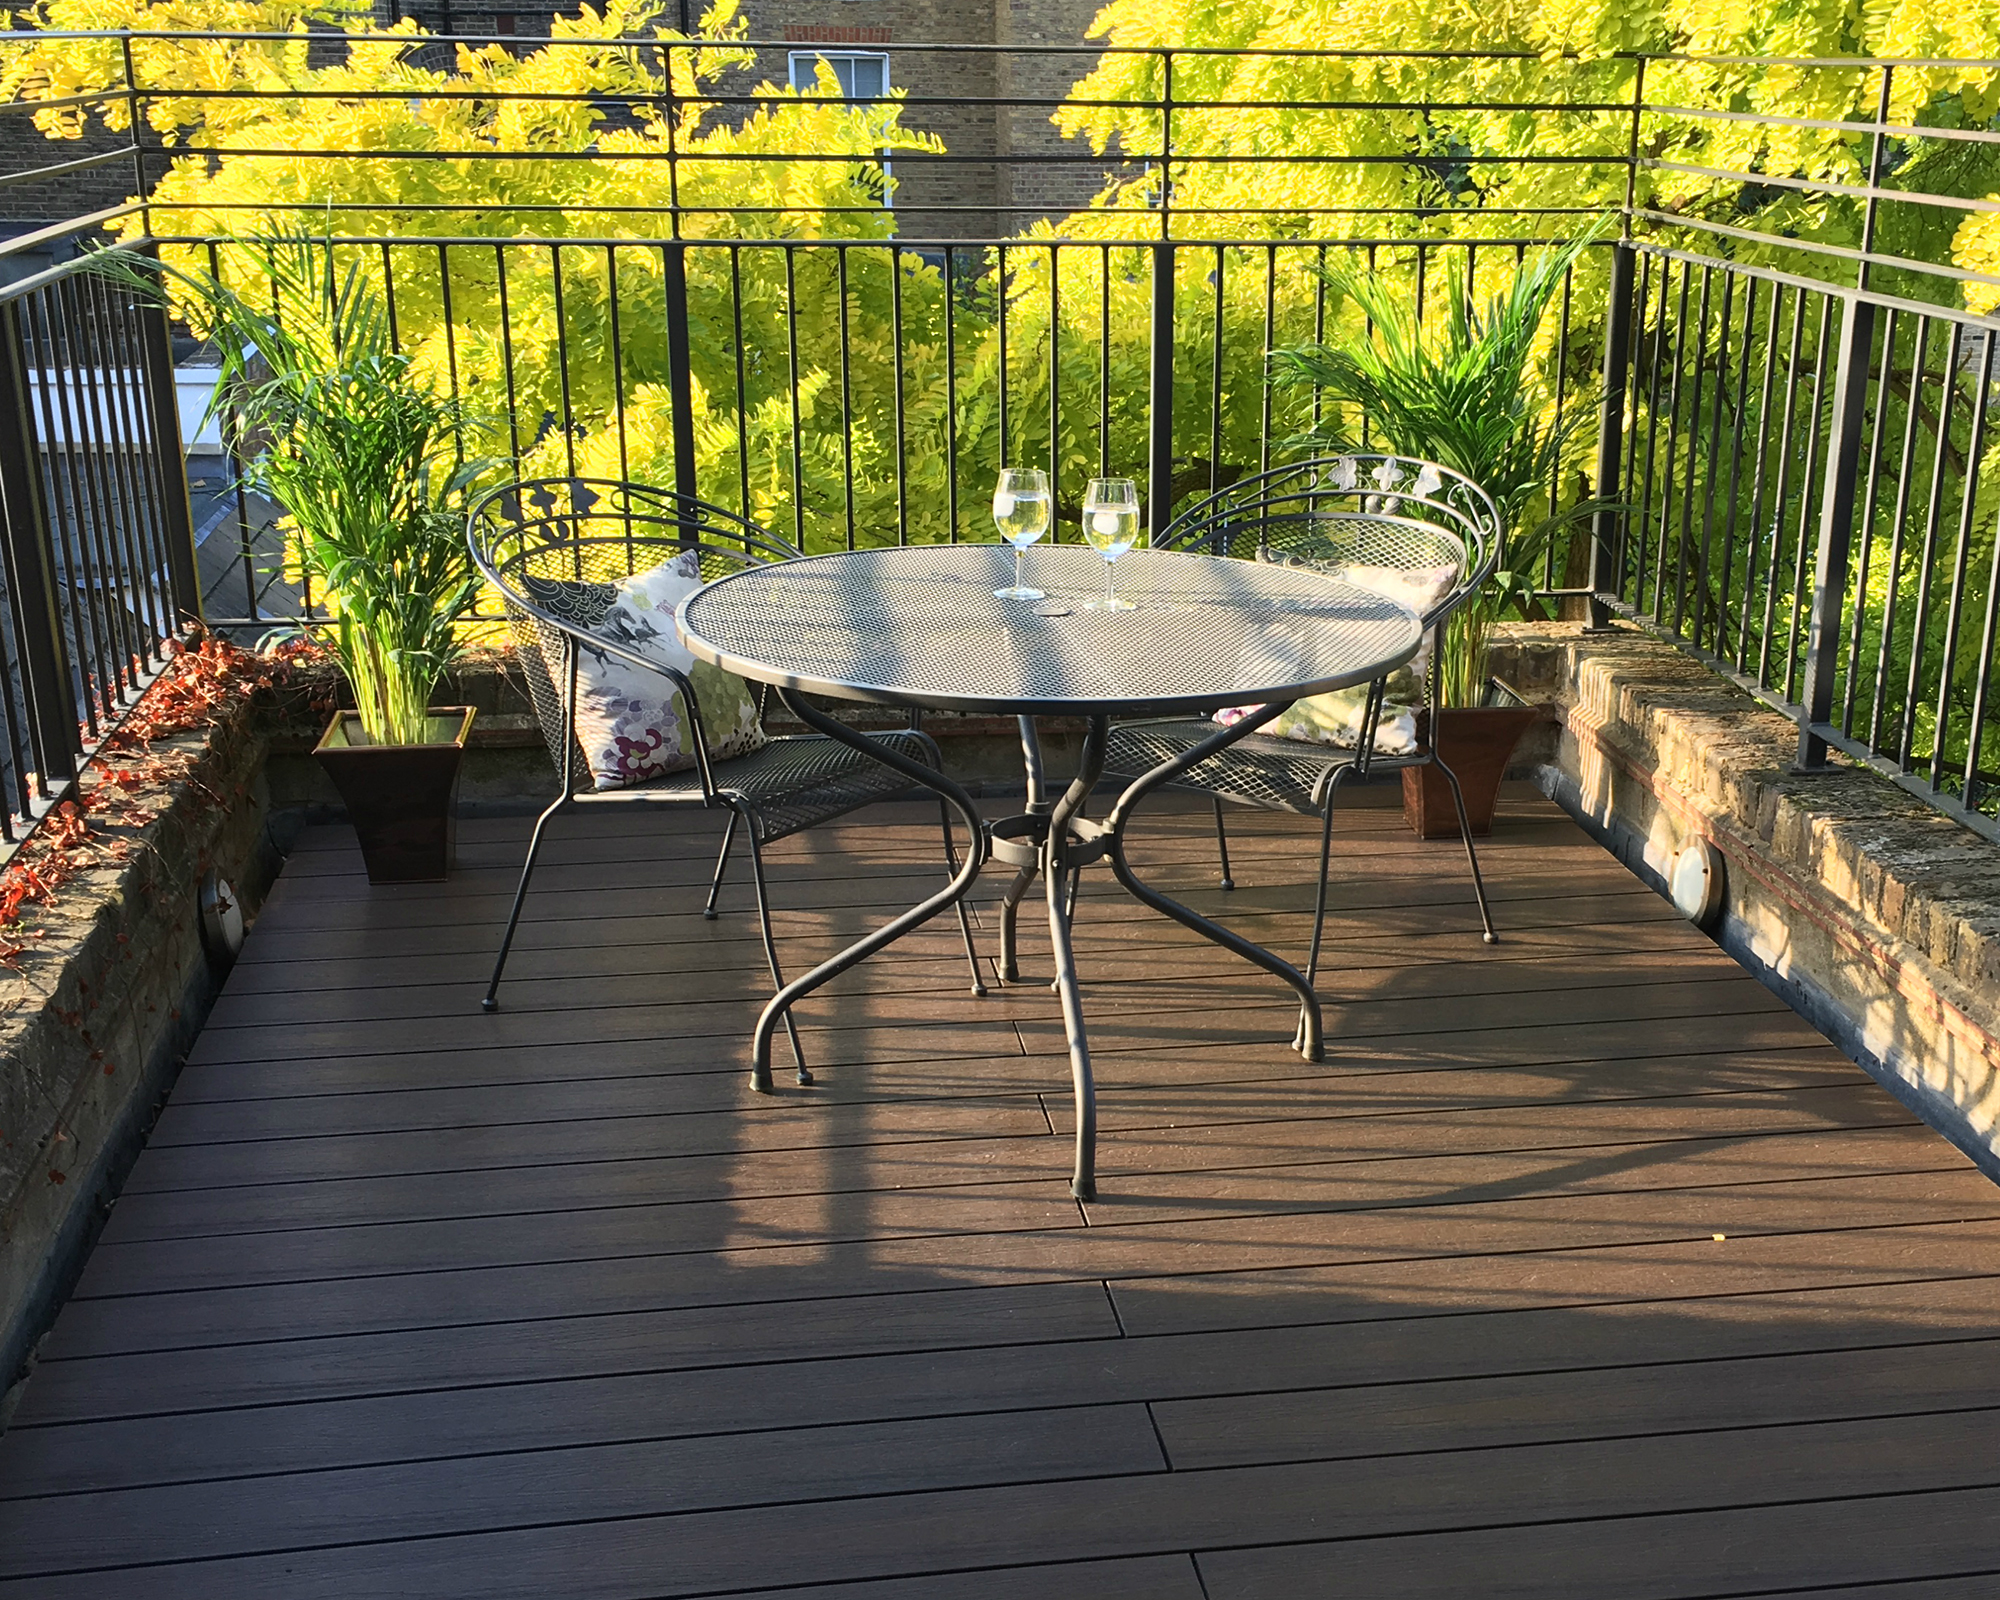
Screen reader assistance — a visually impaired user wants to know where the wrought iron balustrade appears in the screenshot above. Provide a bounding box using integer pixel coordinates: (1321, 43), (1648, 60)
(0, 33), (1993, 847)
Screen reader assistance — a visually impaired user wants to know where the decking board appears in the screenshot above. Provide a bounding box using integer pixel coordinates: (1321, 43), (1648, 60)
(1, 788), (1992, 1597)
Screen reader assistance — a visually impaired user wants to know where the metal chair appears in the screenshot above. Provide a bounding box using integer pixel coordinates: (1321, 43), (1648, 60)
(468, 478), (984, 1080)
(1102, 454), (1504, 992)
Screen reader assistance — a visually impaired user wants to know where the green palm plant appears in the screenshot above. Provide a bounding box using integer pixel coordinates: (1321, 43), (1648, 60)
(1268, 225), (1611, 707)
(93, 236), (490, 745)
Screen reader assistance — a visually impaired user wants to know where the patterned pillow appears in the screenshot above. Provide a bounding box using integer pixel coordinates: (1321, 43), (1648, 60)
(541, 551), (766, 790)
(1215, 562), (1455, 755)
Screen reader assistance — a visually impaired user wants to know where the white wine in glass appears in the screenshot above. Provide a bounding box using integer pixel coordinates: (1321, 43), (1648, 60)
(1081, 477), (1141, 610)
(992, 467), (1052, 600)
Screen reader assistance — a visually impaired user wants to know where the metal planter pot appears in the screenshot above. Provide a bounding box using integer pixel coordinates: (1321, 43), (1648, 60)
(312, 707), (476, 883)
(1402, 705), (1542, 839)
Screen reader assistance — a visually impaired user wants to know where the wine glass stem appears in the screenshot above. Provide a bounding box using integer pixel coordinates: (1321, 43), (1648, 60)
(1015, 546), (1025, 592)
(1104, 561), (1115, 605)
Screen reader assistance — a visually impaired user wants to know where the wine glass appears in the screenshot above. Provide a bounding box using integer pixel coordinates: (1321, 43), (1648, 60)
(992, 467), (1051, 601)
(1080, 477), (1141, 610)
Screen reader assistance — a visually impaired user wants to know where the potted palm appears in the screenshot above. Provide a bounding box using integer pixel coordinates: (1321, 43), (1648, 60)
(1269, 227), (1609, 836)
(97, 237), (488, 880)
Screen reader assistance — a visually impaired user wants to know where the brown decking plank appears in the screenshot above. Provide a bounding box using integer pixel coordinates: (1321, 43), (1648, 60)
(123, 1052), (1860, 1196)
(8, 1272), (1996, 1500)
(40, 1168), (2000, 1361)
(19, 1339), (1994, 1572)
(98, 1079), (1906, 1244)
(124, 1088), (1057, 1189)
(80, 1121), (1948, 1299)
(245, 852), (1652, 940)
(10, 1278), (1125, 1428)
(202, 948), (995, 1031)
(1150, 1333), (2000, 1470)
(4, 1414), (1997, 1598)
(1192, 1487), (2000, 1598)
(0, 1403), (1168, 1578)
(158, 1018), (1845, 1118)
(215, 913), (1707, 998)
(227, 883), (1675, 969)
(1014, 980), (1799, 1065)
(69, 1127), (1964, 1303)
(16, 1330), (2000, 1576)
(705, 1556), (1209, 1600)
(71, 1170), (1084, 1300)
(179, 969), (1789, 1077)
(183, 1000), (1027, 1070)
(198, 943), (1745, 1033)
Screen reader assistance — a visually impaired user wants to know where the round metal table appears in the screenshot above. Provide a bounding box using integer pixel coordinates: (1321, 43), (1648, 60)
(678, 543), (1423, 1197)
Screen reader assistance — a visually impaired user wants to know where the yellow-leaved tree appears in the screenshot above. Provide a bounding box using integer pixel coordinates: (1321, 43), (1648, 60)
(0, 0), (1010, 548)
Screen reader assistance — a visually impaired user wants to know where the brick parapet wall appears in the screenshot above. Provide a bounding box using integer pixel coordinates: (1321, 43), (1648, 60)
(0, 690), (287, 1406)
(1491, 620), (2000, 1178)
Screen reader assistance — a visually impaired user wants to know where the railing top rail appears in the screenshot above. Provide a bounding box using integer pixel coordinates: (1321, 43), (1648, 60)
(142, 231), (1605, 250)
(6, 32), (1998, 69)
(1626, 237), (2000, 327)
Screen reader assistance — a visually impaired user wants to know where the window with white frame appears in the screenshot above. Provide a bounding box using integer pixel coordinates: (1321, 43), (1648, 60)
(787, 51), (889, 101)
(787, 51), (895, 207)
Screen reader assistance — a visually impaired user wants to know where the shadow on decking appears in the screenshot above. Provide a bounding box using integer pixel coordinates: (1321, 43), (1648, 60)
(0, 789), (1995, 1597)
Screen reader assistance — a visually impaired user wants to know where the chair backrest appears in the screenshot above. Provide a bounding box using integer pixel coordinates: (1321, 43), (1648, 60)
(1155, 455), (1501, 629)
(467, 477), (800, 785)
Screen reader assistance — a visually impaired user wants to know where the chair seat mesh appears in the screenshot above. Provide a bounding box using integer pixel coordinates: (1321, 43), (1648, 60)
(607, 729), (941, 843)
(1104, 719), (1354, 816)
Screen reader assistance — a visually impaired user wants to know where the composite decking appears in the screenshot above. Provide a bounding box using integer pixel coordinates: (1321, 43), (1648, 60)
(1, 786), (1997, 1596)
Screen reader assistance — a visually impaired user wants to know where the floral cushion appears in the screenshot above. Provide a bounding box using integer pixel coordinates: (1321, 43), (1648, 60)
(1215, 561), (1455, 756)
(540, 552), (766, 790)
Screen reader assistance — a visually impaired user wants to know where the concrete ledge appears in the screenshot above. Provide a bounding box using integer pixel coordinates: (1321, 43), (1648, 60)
(1491, 621), (2000, 1179)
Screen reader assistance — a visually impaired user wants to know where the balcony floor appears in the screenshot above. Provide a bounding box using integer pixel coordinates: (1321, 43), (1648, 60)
(2, 787), (1997, 1596)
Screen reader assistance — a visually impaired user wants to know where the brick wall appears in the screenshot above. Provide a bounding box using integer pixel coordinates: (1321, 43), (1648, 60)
(0, 695), (285, 1406)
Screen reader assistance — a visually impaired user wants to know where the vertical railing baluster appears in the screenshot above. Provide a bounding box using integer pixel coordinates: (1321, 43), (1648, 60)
(943, 245), (960, 541)
(1688, 268), (1733, 647)
(0, 298), (79, 790)
(890, 245), (909, 547)
(836, 246), (856, 550)
(1587, 241), (1635, 630)
(1869, 316), (1931, 754)
(1930, 328), (1994, 792)
(1711, 273), (1757, 662)
(1783, 296), (1835, 703)
(1796, 295), (1878, 770)
(1148, 241), (1175, 541)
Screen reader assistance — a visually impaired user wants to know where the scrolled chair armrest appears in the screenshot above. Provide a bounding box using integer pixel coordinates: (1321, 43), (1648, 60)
(542, 612), (725, 799)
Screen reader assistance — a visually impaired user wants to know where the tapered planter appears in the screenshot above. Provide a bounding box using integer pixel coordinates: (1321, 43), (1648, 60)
(313, 707), (476, 883)
(1401, 706), (1543, 839)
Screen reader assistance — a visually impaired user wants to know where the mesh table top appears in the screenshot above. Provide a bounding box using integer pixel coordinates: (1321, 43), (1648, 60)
(677, 544), (1422, 716)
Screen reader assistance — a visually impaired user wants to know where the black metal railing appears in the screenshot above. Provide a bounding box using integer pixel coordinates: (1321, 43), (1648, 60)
(1606, 240), (2000, 832)
(0, 31), (1995, 838)
(0, 233), (200, 854)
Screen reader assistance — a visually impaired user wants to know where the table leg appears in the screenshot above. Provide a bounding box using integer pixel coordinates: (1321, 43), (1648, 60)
(997, 715), (1048, 983)
(1045, 716), (1107, 1200)
(749, 688), (989, 1093)
(1100, 702), (1326, 1062)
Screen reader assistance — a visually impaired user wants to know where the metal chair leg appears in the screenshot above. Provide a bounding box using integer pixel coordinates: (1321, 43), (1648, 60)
(743, 817), (811, 1083)
(1435, 754), (1499, 945)
(703, 808), (740, 921)
(1306, 770), (1347, 987)
(939, 798), (987, 996)
(1293, 772), (1345, 1053)
(1212, 795), (1236, 890)
(482, 792), (567, 1013)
